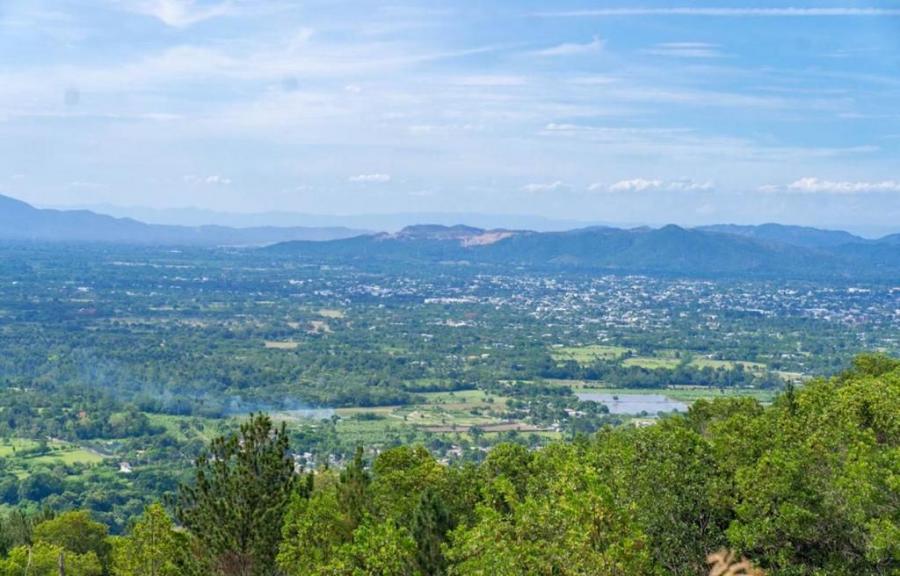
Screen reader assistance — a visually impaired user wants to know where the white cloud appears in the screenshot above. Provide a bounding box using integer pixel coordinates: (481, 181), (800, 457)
(597, 178), (714, 192)
(521, 180), (566, 193)
(118, 0), (233, 28)
(184, 174), (231, 185)
(644, 42), (723, 58)
(763, 177), (900, 194)
(349, 173), (391, 183)
(534, 36), (605, 57)
(538, 8), (900, 17)
(607, 178), (663, 192)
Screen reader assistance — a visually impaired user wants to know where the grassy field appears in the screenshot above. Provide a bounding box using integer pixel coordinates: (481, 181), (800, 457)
(0, 437), (106, 477)
(775, 370), (808, 383)
(146, 413), (230, 443)
(264, 340), (299, 349)
(317, 308), (345, 319)
(551, 345), (631, 364)
(334, 389), (524, 441)
(623, 356), (682, 369)
(29, 448), (105, 466)
(0, 437), (39, 457)
(551, 345), (774, 375)
(393, 390), (509, 430)
(690, 357), (768, 371)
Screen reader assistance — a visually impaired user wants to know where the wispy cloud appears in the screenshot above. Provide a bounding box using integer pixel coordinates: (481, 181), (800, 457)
(450, 75), (528, 87)
(117, 0), (234, 28)
(533, 36), (604, 57)
(644, 42), (723, 58)
(762, 177), (900, 194)
(594, 178), (714, 192)
(522, 181), (566, 193)
(537, 8), (900, 18)
(349, 173), (391, 183)
(184, 174), (232, 185)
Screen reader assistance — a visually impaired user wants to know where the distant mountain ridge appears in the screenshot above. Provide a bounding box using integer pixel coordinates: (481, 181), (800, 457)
(0, 194), (366, 245)
(3, 193), (899, 279)
(697, 223), (866, 249)
(52, 203), (599, 232)
(267, 223), (900, 279)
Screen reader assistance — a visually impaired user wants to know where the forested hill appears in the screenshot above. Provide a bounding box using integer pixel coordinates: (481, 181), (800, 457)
(0, 193), (364, 245)
(1, 355), (896, 576)
(267, 223), (900, 279)
(696, 223), (867, 249)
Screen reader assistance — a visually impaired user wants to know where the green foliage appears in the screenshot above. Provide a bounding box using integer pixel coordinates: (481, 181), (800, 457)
(33, 510), (110, 568)
(592, 422), (729, 575)
(370, 446), (446, 522)
(446, 444), (654, 576)
(175, 414), (295, 576)
(278, 485), (355, 574)
(0, 541), (102, 576)
(326, 519), (418, 576)
(110, 504), (180, 576)
(724, 359), (900, 575)
(3, 354), (898, 576)
(410, 488), (453, 576)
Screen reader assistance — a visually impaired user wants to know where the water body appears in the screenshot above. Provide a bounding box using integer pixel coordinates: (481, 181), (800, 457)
(576, 392), (688, 415)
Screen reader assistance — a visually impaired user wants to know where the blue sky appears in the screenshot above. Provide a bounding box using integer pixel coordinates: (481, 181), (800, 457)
(1, 0), (900, 230)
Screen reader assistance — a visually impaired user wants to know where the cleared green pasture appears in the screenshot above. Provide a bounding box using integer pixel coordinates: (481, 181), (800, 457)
(623, 356), (682, 369)
(551, 345), (631, 364)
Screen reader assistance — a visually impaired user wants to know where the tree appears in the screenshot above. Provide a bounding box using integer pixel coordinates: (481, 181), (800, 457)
(725, 364), (900, 575)
(369, 446), (445, 522)
(328, 519), (418, 576)
(446, 446), (653, 576)
(278, 485), (355, 575)
(110, 504), (180, 576)
(592, 421), (729, 575)
(33, 510), (110, 570)
(175, 414), (295, 576)
(337, 446), (370, 527)
(1, 541), (102, 576)
(410, 488), (453, 576)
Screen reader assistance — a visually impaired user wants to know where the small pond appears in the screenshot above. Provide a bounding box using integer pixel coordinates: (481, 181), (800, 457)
(575, 392), (688, 415)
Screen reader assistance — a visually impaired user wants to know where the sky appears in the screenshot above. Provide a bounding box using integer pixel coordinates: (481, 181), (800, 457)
(1, 0), (900, 231)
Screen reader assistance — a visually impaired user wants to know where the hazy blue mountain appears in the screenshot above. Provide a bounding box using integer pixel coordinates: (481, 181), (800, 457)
(267, 224), (899, 279)
(0, 194), (365, 245)
(696, 223), (866, 248)
(53, 203), (603, 232)
(6, 193), (899, 279)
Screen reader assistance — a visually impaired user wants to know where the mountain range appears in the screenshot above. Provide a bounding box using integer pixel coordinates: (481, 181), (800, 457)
(0, 194), (365, 245)
(2, 193), (899, 279)
(45, 202), (601, 232)
(267, 223), (900, 279)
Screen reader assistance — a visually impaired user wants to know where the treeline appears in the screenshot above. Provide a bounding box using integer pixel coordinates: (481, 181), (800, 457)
(539, 357), (783, 389)
(1, 354), (897, 575)
(0, 386), (161, 441)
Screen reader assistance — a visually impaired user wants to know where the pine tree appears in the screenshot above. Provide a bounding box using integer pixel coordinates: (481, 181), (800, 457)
(410, 488), (452, 576)
(175, 414), (294, 576)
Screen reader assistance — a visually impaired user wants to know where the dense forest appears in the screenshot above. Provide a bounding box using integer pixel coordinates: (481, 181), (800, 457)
(0, 354), (896, 576)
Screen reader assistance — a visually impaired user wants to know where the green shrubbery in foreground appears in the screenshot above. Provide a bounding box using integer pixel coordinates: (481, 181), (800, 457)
(1, 354), (897, 576)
